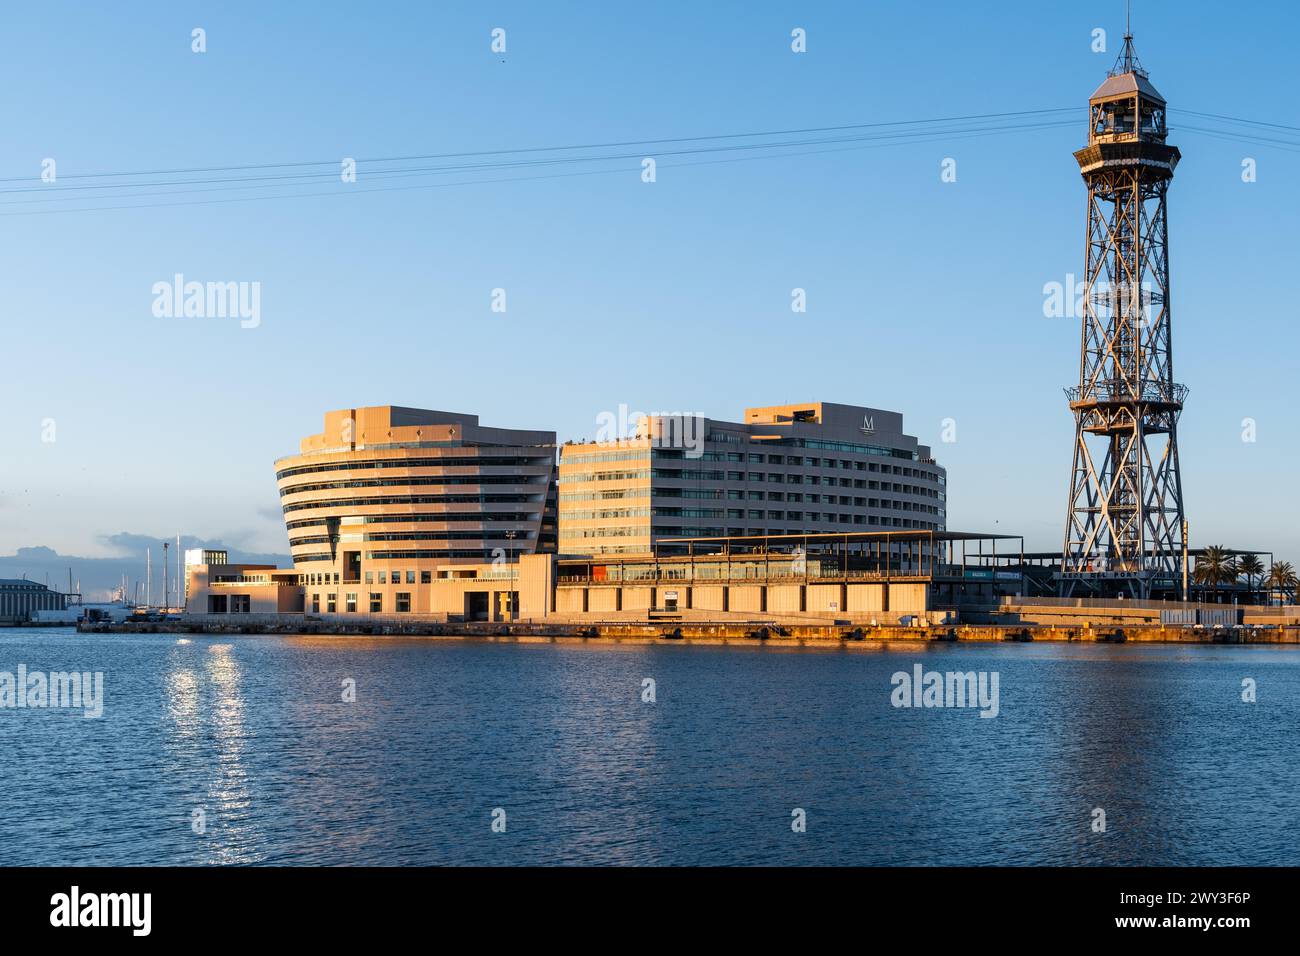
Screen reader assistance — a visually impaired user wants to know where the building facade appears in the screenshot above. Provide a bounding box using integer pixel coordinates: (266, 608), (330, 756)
(271, 406), (557, 617)
(553, 530), (1020, 625)
(558, 402), (946, 555)
(0, 579), (67, 624)
(183, 548), (228, 606)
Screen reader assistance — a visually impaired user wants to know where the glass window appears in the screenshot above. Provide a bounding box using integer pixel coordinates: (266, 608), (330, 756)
(345, 593), (357, 613)
(396, 592), (411, 613)
(369, 593), (382, 613)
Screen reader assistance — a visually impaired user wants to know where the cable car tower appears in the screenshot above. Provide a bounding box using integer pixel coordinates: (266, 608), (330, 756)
(1061, 28), (1187, 599)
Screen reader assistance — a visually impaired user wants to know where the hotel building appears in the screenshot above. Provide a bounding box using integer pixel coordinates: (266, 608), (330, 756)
(268, 406), (557, 618)
(185, 401), (978, 626)
(558, 402), (946, 556)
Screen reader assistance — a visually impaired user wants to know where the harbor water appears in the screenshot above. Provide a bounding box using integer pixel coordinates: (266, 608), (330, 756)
(0, 627), (1296, 865)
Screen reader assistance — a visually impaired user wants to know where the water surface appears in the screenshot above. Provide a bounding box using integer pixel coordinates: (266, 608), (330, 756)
(1, 628), (1296, 865)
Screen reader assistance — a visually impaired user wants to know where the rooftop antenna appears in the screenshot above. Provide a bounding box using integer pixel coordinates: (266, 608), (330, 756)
(1112, 0), (1147, 77)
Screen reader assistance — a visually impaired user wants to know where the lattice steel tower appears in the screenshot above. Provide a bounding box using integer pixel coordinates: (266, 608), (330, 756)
(1061, 31), (1187, 599)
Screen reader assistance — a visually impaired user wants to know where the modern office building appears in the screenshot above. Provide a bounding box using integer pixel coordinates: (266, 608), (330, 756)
(270, 406), (557, 616)
(558, 402), (946, 555)
(0, 579), (67, 624)
(183, 548), (228, 605)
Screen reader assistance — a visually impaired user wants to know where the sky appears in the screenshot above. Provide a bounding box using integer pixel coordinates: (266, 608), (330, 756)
(2, 0), (1298, 595)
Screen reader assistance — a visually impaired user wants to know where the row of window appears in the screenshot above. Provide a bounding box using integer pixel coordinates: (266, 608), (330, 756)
(695, 434), (921, 460)
(561, 507), (653, 520)
(652, 469), (942, 491)
(282, 494), (541, 514)
(290, 530), (533, 546)
(285, 512), (537, 530)
(559, 470), (650, 484)
(277, 455), (552, 480)
(281, 475), (547, 497)
(564, 447), (925, 468)
(309, 592), (413, 614)
(564, 466), (942, 489)
(666, 489), (944, 509)
(654, 448), (920, 467)
(561, 513), (943, 543)
(302, 570), (432, 586)
(561, 527), (647, 539)
(295, 549), (517, 562)
(558, 449), (651, 465)
(559, 488), (651, 502)
(653, 503), (942, 523)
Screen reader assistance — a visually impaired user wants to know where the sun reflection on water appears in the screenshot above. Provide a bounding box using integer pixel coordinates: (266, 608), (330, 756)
(163, 641), (264, 864)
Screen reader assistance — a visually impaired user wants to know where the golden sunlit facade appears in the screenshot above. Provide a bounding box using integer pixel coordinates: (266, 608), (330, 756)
(558, 402), (946, 556)
(273, 406), (557, 616)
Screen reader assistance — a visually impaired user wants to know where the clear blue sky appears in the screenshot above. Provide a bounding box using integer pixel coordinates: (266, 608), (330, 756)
(2, 0), (1297, 569)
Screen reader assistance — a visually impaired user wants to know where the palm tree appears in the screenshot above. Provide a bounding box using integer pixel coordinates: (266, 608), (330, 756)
(1265, 561), (1298, 607)
(1194, 545), (1237, 603)
(1237, 553), (1264, 603)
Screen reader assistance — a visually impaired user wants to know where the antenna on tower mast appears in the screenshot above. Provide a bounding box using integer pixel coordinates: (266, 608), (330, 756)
(1112, 0), (1147, 77)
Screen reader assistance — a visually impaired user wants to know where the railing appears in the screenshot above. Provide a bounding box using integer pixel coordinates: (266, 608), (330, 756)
(1003, 595), (1279, 612)
(557, 568), (935, 586)
(211, 579), (296, 587)
(1064, 383), (1188, 405)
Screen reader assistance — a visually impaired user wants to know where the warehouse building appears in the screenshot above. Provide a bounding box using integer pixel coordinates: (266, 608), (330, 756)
(0, 579), (67, 624)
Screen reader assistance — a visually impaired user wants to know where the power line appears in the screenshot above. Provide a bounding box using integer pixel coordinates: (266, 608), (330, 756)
(0, 120), (1078, 218)
(0, 105), (1295, 218)
(1171, 107), (1300, 135)
(0, 117), (1080, 199)
(1177, 125), (1300, 154)
(0, 106), (1081, 185)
